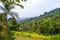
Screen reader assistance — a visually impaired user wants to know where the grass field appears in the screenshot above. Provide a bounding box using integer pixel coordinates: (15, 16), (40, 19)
(11, 31), (60, 40)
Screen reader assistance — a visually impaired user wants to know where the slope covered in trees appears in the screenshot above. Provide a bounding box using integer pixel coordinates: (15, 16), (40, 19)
(13, 8), (60, 35)
(0, 8), (60, 40)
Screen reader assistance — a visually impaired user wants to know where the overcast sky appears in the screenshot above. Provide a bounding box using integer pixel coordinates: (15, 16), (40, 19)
(0, 0), (60, 18)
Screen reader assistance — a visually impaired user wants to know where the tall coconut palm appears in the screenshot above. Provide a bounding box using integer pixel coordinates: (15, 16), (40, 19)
(0, 0), (27, 34)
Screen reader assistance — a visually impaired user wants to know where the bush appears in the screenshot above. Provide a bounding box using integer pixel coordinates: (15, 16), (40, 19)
(50, 35), (60, 40)
(0, 31), (14, 40)
(1, 34), (13, 40)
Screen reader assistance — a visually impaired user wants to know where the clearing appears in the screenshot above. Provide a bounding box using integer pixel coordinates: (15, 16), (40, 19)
(14, 36), (41, 40)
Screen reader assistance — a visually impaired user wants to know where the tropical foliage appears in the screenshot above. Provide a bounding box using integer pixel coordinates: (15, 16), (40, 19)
(0, 0), (26, 40)
(0, 2), (60, 39)
(9, 8), (60, 35)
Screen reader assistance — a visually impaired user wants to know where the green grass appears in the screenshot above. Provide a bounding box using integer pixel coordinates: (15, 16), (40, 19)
(11, 31), (60, 40)
(50, 35), (60, 40)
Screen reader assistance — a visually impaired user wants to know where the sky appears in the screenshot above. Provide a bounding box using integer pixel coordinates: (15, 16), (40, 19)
(0, 0), (60, 18)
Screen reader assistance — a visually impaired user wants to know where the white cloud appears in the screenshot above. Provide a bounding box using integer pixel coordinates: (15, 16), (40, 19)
(12, 0), (60, 18)
(54, 4), (60, 8)
(22, 0), (43, 5)
(13, 0), (44, 18)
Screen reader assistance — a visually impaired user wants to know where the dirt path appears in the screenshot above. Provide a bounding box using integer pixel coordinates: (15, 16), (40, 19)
(14, 36), (41, 40)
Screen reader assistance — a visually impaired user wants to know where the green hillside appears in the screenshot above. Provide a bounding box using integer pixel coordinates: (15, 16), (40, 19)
(15, 8), (60, 35)
(0, 8), (60, 40)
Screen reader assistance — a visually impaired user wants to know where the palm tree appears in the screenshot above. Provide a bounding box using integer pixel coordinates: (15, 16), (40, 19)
(0, 0), (26, 35)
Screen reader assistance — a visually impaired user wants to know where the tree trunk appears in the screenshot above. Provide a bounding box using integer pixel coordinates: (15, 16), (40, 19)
(5, 14), (9, 35)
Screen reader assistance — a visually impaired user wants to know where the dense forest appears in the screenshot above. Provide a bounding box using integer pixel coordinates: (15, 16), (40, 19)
(8, 8), (60, 35)
(0, 8), (60, 40)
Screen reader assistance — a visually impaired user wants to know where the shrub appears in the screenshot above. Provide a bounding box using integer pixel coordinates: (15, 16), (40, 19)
(0, 31), (14, 40)
(50, 35), (60, 40)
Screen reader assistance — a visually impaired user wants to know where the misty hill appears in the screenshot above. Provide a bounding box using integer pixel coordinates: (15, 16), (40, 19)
(9, 8), (60, 35)
(18, 8), (60, 22)
(19, 8), (60, 23)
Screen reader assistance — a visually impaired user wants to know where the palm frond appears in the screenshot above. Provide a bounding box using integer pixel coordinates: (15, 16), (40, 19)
(0, 6), (5, 11)
(0, 0), (5, 2)
(22, 0), (27, 2)
(16, 0), (27, 3)
(16, 4), (24, 9)
(8, 4), (15, 11)
(8, 11), (19, 18)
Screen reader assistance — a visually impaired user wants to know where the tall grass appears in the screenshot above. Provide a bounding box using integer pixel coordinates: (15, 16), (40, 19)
(11, 31), (60, 40)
